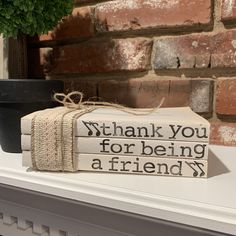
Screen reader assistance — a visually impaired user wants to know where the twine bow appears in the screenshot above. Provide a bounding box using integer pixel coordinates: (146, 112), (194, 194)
(54, 91), (165, 115)
(31, 91), (165, 172)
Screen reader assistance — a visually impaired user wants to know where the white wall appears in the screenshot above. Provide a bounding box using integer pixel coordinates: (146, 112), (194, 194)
(0, 35), (8, 79)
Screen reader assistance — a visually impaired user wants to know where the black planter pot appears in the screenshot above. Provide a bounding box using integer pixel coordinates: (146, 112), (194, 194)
(0, 79), (64, 153)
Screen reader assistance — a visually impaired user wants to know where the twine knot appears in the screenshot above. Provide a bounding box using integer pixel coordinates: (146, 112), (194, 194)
(54, 91), (85, 109)
(31, 91), (165, 172)
(54, 91), (165, 115)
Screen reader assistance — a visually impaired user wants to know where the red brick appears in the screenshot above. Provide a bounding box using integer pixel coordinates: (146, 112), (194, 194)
(222, 0), (236, 23)
(74, 0), (91, 3)
(98, 78), (169, 108)
(153, 30), (236, 69)
(30, 7), (94, 43)
(168, 80), (190, 107)
(62, 79), (98, 100)
(74, 0), (98, 3)
(190, 79), (213, 113)
(38, 34), (53, 42)
(216, 78), (236, 115)
(95, 0), (212, 33)
(27, 34), (52, 43)
(52, 7), (94, 40)
(98, 78), (213, 113)
(48, 38), (152, 74)
(210, 120), (236, 146)
(211, 32), (236, 68)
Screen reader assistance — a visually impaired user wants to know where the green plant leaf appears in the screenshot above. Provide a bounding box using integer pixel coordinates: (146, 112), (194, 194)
(0, 0), (73, 38)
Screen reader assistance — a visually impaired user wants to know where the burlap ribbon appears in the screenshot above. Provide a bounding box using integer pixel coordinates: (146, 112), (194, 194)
(31, 92), (164, 172)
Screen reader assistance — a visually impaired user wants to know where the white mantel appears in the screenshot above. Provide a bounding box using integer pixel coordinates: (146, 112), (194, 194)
(0, 145), (235, 236)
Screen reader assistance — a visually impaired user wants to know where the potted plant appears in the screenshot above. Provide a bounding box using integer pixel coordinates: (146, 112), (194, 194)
(0, 1), (73, 153)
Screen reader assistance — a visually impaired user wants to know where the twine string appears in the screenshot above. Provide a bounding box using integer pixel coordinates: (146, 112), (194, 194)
(32, 91), (165, 172)
(54, 91), (165, 115)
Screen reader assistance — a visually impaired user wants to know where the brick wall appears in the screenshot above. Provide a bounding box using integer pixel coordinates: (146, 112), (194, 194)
(27, 0), (236, 146)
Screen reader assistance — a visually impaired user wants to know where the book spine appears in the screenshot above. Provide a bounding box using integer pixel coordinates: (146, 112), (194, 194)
(22, 135), (208, 159)
(21, 117), (210, 142)
(22, 151), (208, 178)
(77, 119), (209, 142)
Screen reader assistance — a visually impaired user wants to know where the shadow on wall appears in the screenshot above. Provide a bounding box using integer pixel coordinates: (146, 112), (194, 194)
(97, 77), (214, 119)
(26, 8), (217, 118)
(27, 7), (94, 79)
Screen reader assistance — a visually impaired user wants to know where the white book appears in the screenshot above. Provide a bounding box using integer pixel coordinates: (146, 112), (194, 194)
(22, 151), (208, 178)
(22, 135), (208, 159)
(21, 107), (210, 142)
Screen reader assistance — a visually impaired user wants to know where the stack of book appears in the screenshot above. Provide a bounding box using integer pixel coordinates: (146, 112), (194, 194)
(21, 107), (210, 178)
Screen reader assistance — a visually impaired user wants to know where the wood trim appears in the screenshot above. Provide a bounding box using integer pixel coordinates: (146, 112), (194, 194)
(8, 35), (28, 79)
(0, 184), (228, 236)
